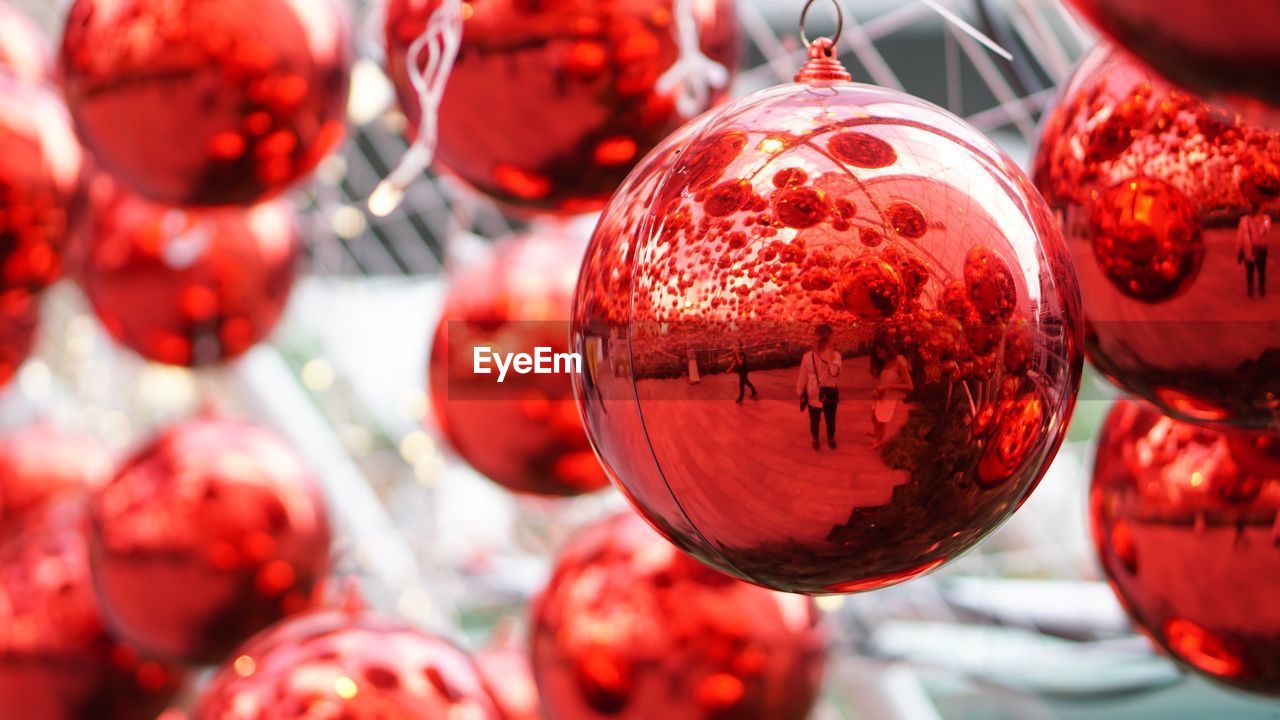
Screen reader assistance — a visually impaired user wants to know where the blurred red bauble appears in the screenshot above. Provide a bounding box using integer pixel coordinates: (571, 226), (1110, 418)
(59, 0), (352, 206)
(0, 292), (38, 389)
(429, 225), (608, 496)
(1091, 400), (1280, 695)
(89, 417), (331, 664)
(194, 604), (504, 720)
(531, 512), (827, 720)
(571, 44), (1083, 593)
(1066, 0), (1280, 120)
(0, 425), (114, 530)
(0, 1), (50, 84)
(81, 183), (301, 367)
(476, 640), (540, 720)
(0, 76), (83, 295)
(1034, 44), (1280, 428)
(384, 0), (739, 213)
(0, 500), (185, 720)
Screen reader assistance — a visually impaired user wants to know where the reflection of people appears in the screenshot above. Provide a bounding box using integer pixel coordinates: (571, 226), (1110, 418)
(728, 343), (757, 404)
(687, 348), (701, 384)
(796, 324), (842, 451)
(1238, 209), (1272, 298)
(871, 354), (913, 448)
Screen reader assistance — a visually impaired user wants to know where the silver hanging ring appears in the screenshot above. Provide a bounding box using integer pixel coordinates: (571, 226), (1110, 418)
(800, 0), (845, 48)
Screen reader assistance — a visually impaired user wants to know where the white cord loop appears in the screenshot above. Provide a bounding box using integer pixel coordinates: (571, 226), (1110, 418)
(657, 0), (730, 119)
(370, 0), (464, 217)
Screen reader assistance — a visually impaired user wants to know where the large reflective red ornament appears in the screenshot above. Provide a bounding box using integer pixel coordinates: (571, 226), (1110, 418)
(81, 181), (301, 367)
(0, 76), (83, 295)
(1066, 0), (1280, 121)
(1092, 400), (1280, 695)
(0, 425), (114, 530)
(475, 638), (540, 720)
(194, 603), (504, 720)
(0, 1), (50, 84)
(384, 0), (739, 214)
(571, 40), (1083, 594)
(1034, 45), (1280, 429)
(531, 511), (827, 720)
(0, 292), (38, 389)
(0, 500), (185, 720)
(59, 0), (352, 207)
(89, 417), (331, 664)
(429, 225), (608, 496)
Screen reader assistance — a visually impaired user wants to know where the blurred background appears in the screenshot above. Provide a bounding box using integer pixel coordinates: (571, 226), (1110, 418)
(4, 0), (1279, 717)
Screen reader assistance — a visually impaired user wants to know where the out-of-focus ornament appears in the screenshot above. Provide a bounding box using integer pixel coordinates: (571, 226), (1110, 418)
(531, 512), (827, 720)
(1092, 399), (1280, 695)
(81, 181), (300, 367)
(0, 425), (114, 530)
(383, 0), (739, 214)
(0, 292), (37, 389)
(1066, 0), (1280, 122)
(59, 0), (352, 206)
(1034, 44), (1280, 428)
(0, 76), (82, 295)
(0, 1), (50, 84)
(194, 600), (504, 719)
(429, 225), (608, 496)
(476, 635), (540, 720)
(0, 500), (185, 720)
(89, 417), (331, 664)
(571, 33), (1082, 593)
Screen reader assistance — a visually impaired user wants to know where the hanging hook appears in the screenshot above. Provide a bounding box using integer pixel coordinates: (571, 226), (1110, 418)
(800, 0), (844, 48)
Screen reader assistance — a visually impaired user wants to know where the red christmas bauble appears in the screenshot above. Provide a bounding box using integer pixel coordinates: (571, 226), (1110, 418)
(531, 511), (827, 720)
(89, 417), (331, 664)
(1033, 44), (1280, 428)
(571, 44), (1083, 593)
(384, 0), (739, 213)
(194, 604), (504, 719)
(0, 75), (83, 295)
(0, 291), (38, 389)
(0, 0), (50, 84)
(81, 182), (300, 367)
(429, 226), (608, 496)
(475, 641), (540, 720)
(59, 0), (352, 207)
(1067, 0), (1280, 121)
(1092, 399), (1280, 695)
(0, 499), (185, 720)
(0, 425), (114, 530)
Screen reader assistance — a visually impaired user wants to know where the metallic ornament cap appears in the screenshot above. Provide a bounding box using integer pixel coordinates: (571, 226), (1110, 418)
(795, 38), (852, 84)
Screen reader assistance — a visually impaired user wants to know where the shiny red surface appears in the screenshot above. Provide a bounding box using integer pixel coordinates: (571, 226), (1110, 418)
(0, 499), (185, 720)
(429, 226), (609, 496)
(59, 0), (352, 207)
(1067, 0), (1280, 121)
(89, 417), (332, 664)
(531, 511), (827, 720)
(0, 425), (114, 531)
(0, 291), (38, 389)
(194, 605), (504, 720)
(1034, 45), (1280, 429)
(81, 181), (300, 367)
(475, 642), (540, 720)
(571, 67), (1083, 593)
(0, 0), (50, 84)
(384, 0), (738, 214)
(0, 76), (83, 295)
(1091, 400), (1280, 695)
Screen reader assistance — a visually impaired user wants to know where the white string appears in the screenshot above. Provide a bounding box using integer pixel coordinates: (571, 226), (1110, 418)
(369, 0), (464, 217)
(919, 0), (1013, 62)
(657, 0), (731, 119)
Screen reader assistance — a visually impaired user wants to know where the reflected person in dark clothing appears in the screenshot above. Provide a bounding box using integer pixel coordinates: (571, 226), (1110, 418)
(728, 342), (758, 404)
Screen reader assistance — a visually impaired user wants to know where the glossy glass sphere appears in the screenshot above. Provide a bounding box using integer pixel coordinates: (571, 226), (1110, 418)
(194, 605), (504, 720)
(81, 181), (300, 367)
(1067, 0), (1280, 122)
(429, 225), (609, 496)
(0, 499), (185, 720)
(0, 425), (114, 531)
(571, 51), (1083, 593)
(59, 0), (352, 206)
(0, 0), (50, 84)
(89, 417), (331, 664)
(0, 76), (83, 295)
(384, 0), (739, 214)
(531, 511), (828, 720)
(1034, 44), (1280, 428)
(1092, 400), (1280, 695)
